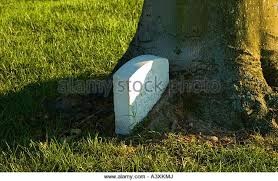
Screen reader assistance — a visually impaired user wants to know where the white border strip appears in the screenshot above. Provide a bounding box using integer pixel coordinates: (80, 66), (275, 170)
(0, 173), (277, 181)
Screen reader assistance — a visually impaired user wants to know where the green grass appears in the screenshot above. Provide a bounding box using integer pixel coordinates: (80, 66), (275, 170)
(0, 0), (142, 142)
(0, 0), (277, 172)
(0, 134), (277, 172)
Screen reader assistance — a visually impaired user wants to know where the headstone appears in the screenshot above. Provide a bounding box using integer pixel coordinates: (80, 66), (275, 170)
(113, 55), (169, 135)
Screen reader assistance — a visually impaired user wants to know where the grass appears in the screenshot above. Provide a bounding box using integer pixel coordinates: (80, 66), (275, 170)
(0, 0), (142, 142)
(0, 134), (277, 172)
(0, 0), (277, 172)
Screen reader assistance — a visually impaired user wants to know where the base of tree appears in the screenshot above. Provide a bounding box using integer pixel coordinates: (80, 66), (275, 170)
(112, 0), (278, 133)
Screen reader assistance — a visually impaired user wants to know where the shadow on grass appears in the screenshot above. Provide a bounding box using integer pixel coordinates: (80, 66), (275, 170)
(0, 74), (118, 147)
(0, 69), (190, 149)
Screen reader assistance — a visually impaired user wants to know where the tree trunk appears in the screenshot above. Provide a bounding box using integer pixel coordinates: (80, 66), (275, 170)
(114, 0), (278, 132)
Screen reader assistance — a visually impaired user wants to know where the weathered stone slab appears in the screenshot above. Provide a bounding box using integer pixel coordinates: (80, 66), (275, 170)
(113, 55), (169, 135)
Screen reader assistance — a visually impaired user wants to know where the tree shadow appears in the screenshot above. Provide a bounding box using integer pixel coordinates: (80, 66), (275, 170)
(0, 74), (117, 147)
(0, 73), (181, 148)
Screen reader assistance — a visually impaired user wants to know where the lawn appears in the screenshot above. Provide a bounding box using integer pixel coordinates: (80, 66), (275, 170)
(0, 0), (277, 172)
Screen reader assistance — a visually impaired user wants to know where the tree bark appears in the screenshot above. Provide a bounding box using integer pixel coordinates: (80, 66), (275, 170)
(114, 0), (278, 132)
